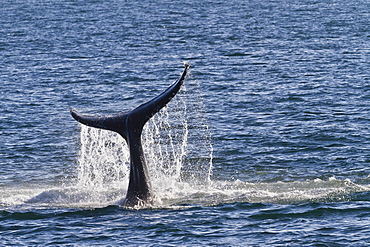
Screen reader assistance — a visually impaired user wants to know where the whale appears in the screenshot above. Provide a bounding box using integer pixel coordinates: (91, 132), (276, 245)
(70, 63), (190, 207)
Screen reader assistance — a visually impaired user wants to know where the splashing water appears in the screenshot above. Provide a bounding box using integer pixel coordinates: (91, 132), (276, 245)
(76, 82), (214, 207)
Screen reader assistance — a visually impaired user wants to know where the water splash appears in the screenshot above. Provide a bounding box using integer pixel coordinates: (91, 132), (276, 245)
(77, 127), (129, 190)
(75, 83), (214, 206)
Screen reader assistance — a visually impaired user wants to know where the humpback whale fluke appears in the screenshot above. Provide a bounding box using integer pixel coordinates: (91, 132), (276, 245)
(71, 63), (190, 207)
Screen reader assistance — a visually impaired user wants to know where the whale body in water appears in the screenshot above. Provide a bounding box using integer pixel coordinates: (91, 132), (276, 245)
(70, 63), (190, 207)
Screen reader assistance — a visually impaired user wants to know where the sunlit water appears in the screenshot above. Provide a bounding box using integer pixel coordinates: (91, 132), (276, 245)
(1, 0), (370, 245)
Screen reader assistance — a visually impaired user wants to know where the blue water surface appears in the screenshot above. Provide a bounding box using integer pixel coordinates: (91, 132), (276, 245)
(1, 0), (370, 245)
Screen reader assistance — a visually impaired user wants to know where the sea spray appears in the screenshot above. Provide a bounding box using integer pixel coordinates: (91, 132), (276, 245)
(75, 83), (214, 205)
(77, 126), (129, 190)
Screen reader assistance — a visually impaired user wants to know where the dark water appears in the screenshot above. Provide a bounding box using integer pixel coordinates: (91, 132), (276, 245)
(1, 0), (370, 245)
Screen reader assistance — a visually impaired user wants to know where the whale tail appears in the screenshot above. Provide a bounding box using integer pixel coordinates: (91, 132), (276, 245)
(70, 63), (189, 139)
(70, 63), (190, 207)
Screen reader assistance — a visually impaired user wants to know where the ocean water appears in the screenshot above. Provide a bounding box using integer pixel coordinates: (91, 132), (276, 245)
(1, 0), (370, 245)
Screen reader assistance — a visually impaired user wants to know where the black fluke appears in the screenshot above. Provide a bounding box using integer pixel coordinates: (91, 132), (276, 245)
(71, 63), (190, 207)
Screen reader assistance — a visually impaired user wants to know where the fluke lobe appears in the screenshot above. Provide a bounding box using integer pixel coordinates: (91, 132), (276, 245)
(70, 63), (190, 207)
